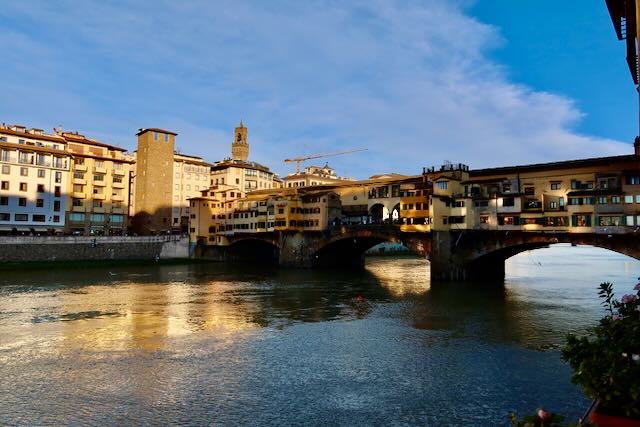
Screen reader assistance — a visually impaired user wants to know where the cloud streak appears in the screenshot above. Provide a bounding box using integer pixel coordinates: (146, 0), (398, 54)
(0, 0), (631, 178)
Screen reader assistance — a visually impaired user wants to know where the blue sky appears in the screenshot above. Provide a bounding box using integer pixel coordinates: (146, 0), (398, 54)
(0, 0), (636, 179)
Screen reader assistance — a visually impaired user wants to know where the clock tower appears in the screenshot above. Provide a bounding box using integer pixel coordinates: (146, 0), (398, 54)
(231, 121), (249, 161)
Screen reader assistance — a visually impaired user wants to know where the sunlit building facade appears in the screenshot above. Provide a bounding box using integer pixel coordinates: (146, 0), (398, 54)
(0, 124), (71, 233)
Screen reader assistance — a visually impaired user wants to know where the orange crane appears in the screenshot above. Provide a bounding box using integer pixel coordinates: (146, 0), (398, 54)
(283, 148), (367, 174)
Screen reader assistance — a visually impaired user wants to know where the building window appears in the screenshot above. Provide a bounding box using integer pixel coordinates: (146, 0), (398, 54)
(93, 174), (104, 181)
(113, 176), (123, 183)
(0, 181), (8, 190)
(36, 199), (44, 208)
(154, 132), (158, 140)
(37, 169), (46, 178)
(550, 182), (561, 190)
(1, 165), (9, 174)
(626, 175), (640, 185)
(19, 183), (27, 192)
(597, 196), (607, 204)
(37, 184), (45, 193)
(110, 214), (124, 223)
(0, 196), (7, 205)
(70, 213), (85, 221)
(55, 171), (62, 183)
(164, 134), (169, 142)
(598, 216), (623, 226)
(54, 186), (61, 197)
(54, 200), (61, 212)
(15, 214), (28, 221)
(32, 214), (46, 222)
(624, 195), (634, 204)
(90, 214), (105, 222)
(611, 196), (621, 204)
(549, 201), (557, 209)
(93, 200), (103, 208)
(572, 214), (591, 227)
(480, 215), (490, 224)
(502, 197), (515, 207)
(20, 167), (28, 176)
(72, 199), (83, 207)
(53, 215), (60, 223)
(437, 181), (448, 190)
(0, 213), (9, 221)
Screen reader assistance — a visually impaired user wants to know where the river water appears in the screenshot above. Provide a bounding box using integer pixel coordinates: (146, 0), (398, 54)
(0, 244), (638, 426)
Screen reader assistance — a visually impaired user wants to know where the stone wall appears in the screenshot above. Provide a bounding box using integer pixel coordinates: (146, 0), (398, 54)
(0, 236), (190, 263)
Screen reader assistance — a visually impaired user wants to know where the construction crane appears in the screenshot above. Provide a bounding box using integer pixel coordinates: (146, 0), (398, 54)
(284, 148), (367, 174)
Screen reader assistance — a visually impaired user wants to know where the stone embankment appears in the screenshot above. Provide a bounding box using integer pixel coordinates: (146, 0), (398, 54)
(0, 236), (190, 263)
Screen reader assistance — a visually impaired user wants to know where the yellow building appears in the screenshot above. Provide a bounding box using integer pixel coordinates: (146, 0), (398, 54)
(172, 153), (211, 230)
(188, 187), (342, 244)
(61, 130), (132, 235)
(460, 155), (640, 233)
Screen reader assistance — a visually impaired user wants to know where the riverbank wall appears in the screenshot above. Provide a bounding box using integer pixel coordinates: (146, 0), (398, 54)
(0, 236), (190, 263)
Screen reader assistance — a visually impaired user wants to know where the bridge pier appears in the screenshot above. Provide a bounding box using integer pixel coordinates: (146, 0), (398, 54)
(430, 231), (505, 282)
(278, 231), (317, 268)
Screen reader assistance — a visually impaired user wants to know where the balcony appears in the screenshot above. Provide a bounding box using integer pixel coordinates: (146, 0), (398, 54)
(111, 195), (124, 202)
(93, 166), (106, 174)
(93, 180), (106, 187)
(112, 181), (125, 188)
(111, 207), (125, 214)
(73, 192), (86, 199)
(93, 193), (106, 200)
(73, 178), (86, 185)
(112, 168), (125, 176)
(72, 205), (85, 212)
(74, 164), (87, 171)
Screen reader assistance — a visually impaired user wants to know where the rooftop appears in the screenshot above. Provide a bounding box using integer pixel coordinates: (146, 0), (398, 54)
(136, 128), (178, 136)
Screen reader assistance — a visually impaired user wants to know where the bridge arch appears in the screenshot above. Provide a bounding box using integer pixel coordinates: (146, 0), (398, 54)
(312, 227), (429, 268)
(431, 230), (640, 281)
(226, 236), (280, 264)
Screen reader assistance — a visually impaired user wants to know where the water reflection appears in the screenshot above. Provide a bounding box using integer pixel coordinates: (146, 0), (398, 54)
(0, 246), (639, 425)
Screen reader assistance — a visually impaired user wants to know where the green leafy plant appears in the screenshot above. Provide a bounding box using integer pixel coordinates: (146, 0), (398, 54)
(562, 281), (640, 419)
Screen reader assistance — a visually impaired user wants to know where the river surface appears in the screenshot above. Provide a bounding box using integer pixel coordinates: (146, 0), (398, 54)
(1, 244), (639, 426)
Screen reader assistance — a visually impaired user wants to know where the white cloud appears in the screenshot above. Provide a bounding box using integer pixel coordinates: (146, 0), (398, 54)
(0, 0), (631, 178)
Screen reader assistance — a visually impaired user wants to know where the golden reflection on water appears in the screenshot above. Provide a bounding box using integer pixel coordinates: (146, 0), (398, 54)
(364, 257), (430, 297)
(0, 280), (260, 357)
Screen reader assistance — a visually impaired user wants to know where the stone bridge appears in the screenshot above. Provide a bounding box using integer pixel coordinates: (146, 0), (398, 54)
(200, 226), (640, 282)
